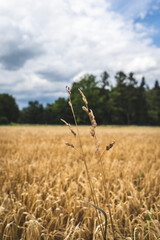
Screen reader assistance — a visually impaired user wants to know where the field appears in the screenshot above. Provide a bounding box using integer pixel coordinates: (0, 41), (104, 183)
(0, 126), (160, 239)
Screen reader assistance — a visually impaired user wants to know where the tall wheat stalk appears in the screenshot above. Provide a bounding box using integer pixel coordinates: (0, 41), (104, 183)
(61, 86), (116, 239)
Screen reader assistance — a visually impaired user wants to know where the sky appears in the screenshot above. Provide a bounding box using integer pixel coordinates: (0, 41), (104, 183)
(0, 0), (160, 108)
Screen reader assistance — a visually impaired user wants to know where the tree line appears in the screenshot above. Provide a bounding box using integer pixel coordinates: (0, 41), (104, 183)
(0, 71), (160, 125)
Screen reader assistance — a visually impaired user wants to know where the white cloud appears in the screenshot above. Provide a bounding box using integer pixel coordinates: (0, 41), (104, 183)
(0, 0), (160, 107)
(126, 56), (157, 72)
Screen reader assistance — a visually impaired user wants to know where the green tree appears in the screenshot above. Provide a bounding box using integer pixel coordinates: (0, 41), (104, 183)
(0, 93), (19, 124)
(147, 80), (160, 125)
(99, 71), (110, 124)
(115, 71), (127, 86)
(70, 74), (102, 124)
(109, 71), (128, 124)
(109, 87), (127, 124)
(135, 77), (148, 125)
(101, 71), (110, 89)
(19, 101), (44, 124)
(127, 72), (137, 86)
(45, 98), (71, 124)
(125, 72), (138, 124)
(44, 103), (56, 124)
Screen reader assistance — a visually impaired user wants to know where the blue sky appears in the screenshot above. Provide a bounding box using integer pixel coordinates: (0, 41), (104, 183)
(135, 10), (160, 47)
(109, 0), (160, 46)
(0, 0), (160, 108)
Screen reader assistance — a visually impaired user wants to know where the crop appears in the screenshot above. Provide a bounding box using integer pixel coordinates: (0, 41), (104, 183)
(0, 125), (160, 237)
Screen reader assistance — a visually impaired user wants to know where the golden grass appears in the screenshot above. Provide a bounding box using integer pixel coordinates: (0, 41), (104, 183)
(0, 126), (160, 239)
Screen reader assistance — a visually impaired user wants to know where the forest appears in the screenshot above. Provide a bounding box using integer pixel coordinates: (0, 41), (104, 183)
(0, 71), (160, 125)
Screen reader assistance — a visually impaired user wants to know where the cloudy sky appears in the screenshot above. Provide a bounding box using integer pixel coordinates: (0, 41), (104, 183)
(0, 0), (160, 108)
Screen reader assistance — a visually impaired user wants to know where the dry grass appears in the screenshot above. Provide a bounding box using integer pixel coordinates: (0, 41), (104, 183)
(0, 125), (160, 239)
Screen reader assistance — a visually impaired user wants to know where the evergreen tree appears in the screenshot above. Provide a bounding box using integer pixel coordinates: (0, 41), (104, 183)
(115, 71), (127, 86)
(147, 80), (160, 125)
(101, 71), (110, 89)
(99, 71), (110, 124)
(135, 77), (148, 125)
(125, 72), (138, 124)
(109, 71), (128, 124)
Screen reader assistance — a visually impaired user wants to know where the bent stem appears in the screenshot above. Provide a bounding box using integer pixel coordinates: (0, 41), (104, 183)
(85, 200), (107, 240)
(94, 137), (116, 239)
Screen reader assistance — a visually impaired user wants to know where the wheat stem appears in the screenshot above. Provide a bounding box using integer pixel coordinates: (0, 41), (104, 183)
(66, 86), (105, 238)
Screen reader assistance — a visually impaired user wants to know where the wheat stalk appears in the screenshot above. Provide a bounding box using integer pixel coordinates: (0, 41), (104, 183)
(62, 86), (105, 239)
(79, 88), (116, 239)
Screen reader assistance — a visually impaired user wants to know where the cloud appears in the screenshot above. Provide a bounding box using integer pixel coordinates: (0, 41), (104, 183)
(126, 56), (157, 72)
(37, 70), (71, 82)
(0, 45), (43, 71)
(0, 11), (44, 70)
(0, 0), (160, 108)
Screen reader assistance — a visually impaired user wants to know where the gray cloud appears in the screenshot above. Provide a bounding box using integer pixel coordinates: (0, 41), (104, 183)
(0, 40), (44, 71)
(37, 70), (71, 82)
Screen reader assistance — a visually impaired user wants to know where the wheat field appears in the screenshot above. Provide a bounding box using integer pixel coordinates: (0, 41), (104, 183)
(0, 126), (160, 239)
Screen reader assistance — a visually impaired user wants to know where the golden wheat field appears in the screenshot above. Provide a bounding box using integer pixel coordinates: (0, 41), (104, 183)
(0, 126), (160, 240)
